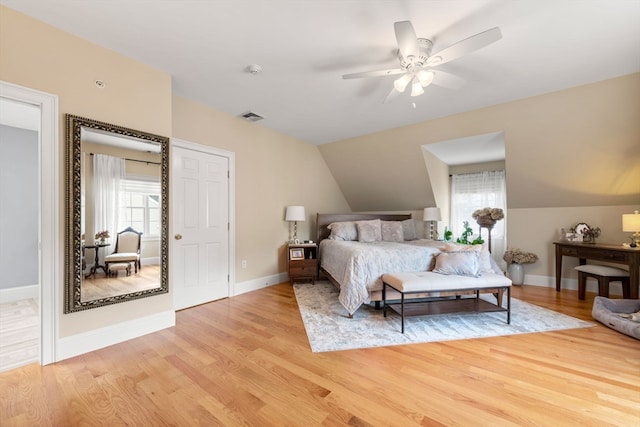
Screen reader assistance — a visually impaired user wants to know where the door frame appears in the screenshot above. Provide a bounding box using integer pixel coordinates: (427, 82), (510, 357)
(0, 80), (59, 365)
(170, 138), (236, 303)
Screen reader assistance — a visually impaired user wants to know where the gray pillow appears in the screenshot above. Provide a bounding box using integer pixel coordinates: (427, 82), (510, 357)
(328, 221), (357, 241)
(402, 219), (418, 241)
(357, 219), (382, 243)
(432, 251), (481, 277)
(381, 221), (404, 242)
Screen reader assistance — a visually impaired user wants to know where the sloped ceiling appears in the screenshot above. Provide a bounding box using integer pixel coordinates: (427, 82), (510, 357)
(1, 0), (638, 145)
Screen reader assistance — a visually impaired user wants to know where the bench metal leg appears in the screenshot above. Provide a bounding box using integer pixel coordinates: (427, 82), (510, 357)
(507, 286), (511, 324)
(401, 292), (405, 334)
(383, 282), (387, 317)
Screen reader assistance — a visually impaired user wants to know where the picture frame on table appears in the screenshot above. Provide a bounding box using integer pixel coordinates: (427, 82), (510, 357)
(290, 248), (304, 260)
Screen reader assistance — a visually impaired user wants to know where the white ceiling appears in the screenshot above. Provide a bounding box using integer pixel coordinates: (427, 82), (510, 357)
(2, 0), (639, 145)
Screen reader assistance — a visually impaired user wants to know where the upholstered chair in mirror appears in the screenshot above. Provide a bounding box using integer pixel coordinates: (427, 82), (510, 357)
(104, 227), (143, 275)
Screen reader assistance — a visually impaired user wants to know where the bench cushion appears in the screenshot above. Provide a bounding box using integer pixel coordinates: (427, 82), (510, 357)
(109, 262), (130, 271)
(574, 265), (629, 277)
(383, 271), (512, 293)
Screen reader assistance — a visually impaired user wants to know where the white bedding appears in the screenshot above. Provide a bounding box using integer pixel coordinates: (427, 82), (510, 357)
(320, 239), (445, 315)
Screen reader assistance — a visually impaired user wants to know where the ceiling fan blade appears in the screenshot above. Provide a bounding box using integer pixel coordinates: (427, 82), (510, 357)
(427, 27), (502, 67)
(394, 20), (419, 59)
(342, 68), (405, 79)
(432, 70), (466, 90)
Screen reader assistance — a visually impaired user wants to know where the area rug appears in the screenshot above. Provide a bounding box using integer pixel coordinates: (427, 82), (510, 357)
(294, 281), (594, 352)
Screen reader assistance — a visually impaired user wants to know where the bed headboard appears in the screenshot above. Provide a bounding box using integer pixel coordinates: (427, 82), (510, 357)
(315, 213), (412, 243)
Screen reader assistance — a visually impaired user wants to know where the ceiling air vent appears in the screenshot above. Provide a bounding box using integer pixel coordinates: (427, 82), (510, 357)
(239, 111), (264, 122)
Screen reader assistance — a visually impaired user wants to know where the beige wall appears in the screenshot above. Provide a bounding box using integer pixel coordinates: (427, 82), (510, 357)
(320, 74), (640, 281)
(1, 6), (172, 337)
(171, 96), (350, 281)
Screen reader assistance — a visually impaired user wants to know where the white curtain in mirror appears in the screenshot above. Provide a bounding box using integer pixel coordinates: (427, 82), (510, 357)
(450, 170), (507, 261)
(93, 154), (125, 241)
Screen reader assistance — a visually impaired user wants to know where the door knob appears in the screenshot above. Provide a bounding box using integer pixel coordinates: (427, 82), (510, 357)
(174, 234), (182, 240)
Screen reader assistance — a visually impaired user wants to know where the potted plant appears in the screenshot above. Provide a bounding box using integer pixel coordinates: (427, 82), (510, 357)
(503, 248), (538, 285)
(455, 221), (484, 245)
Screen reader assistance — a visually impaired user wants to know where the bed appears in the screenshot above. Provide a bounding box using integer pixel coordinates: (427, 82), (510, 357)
(316, 213), (508, 316)
(316, 213), (447, 315)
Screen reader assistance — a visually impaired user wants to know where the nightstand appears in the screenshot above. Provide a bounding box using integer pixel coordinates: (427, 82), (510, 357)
(288, 243), (317, 285)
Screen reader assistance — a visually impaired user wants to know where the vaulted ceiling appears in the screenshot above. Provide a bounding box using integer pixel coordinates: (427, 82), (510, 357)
(2, 0), (639, 145)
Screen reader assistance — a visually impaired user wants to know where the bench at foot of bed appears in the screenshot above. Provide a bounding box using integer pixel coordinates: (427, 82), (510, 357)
(382, 272), (512, 333)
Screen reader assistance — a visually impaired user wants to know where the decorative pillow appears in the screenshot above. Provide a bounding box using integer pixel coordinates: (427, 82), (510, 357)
(402, 219), (418, 241)
(328, 221), (357, 241)
(444, 242), (493, 274)
(381, 221), (404, 242)
(357, 219), (382, 243)
(433, 251), (481, 277)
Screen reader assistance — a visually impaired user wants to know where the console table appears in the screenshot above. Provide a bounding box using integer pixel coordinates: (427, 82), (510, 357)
(554, 241), (640, 299)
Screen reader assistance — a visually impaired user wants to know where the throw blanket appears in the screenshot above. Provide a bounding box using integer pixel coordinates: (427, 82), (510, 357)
(320, 240), (444, 315)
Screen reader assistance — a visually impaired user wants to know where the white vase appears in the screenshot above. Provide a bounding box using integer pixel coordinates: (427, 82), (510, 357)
(508, 263), (525, 285)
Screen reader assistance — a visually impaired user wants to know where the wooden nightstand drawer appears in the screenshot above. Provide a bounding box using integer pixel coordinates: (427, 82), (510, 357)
(290, 260), (317, 276)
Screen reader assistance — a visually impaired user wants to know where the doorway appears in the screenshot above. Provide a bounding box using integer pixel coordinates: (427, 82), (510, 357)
(171, 139), (235, 310)
(0, 81), (58, 371)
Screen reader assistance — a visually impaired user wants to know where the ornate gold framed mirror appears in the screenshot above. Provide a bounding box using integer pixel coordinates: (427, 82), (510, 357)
(65, 114), (169, 312)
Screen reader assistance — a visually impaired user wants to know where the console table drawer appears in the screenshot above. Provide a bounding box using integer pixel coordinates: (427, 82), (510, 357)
(560, 247), (579, 257)
(596, 250), (630, 262)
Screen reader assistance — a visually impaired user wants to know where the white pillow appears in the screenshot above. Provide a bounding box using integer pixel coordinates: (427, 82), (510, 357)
(328, 221), (357, 241)
(381, 221), (404, 242)
(357, 219), (382, 243)
(433, 251), (481, 277)
(444, 242), (493, 274)
(402, 219), (418, 241)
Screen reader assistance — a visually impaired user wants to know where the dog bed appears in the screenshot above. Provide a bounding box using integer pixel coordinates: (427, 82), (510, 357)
(591, 297), (640, 340)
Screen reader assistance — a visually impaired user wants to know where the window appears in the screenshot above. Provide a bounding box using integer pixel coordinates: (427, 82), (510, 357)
(118, 177), (160, 238)
(451, 170), (506, 258)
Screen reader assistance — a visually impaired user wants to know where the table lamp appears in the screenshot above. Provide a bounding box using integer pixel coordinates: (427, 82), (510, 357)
(622, 210), (640, 247)
(285, 205), (306, 244)
(423, 207), (442, 240)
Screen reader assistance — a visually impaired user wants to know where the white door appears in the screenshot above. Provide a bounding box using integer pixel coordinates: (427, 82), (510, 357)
(0, 81), (58, 368)
(172, 145), (230, 310)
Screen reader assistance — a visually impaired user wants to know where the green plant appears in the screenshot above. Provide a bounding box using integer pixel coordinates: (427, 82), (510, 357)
(443, 227), (453, 242)
(455, 221), (484, 245)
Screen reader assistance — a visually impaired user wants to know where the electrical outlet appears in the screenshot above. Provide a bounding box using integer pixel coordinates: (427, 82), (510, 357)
(241, 260), (247, 269)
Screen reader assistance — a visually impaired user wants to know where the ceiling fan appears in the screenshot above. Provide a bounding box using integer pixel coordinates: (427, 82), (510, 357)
(342, 21), (502, 103)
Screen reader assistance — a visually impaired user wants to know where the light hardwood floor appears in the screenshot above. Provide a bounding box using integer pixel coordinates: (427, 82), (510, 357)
(1, 284), (638, 426)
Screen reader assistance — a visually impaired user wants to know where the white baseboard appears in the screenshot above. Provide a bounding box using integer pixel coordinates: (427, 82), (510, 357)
(523, 274), (623, 296)
(141, 257), (159, 266)
(233, 272), (288, 296)
(56, 310), (175, 362)
(0, 284), (39, 303)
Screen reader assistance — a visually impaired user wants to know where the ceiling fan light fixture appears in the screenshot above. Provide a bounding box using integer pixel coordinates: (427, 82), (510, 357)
(410, 79), (424, 97)
(417, 70), (435, 87)
(393, 74), (412, 92)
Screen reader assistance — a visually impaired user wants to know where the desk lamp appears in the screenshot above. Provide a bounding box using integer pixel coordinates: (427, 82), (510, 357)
(622, 210), (640, 247)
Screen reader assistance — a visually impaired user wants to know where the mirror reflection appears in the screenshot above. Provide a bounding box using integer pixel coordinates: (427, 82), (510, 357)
(65, 115), (169, 312)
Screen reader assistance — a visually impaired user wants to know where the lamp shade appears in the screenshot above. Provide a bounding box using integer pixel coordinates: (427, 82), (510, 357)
(622, 210), (640, 232)
(423, 207), (442, 221)
(285, 206), (306, 222)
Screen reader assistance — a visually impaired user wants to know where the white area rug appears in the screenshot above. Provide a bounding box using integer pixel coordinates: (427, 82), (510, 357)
(294, 281), (594, 352)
